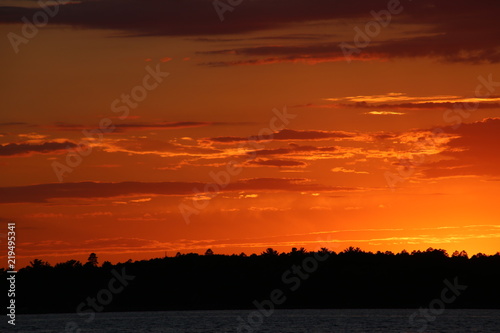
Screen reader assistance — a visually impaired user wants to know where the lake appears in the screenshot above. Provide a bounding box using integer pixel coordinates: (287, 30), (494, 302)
(10, 309), (500, 332)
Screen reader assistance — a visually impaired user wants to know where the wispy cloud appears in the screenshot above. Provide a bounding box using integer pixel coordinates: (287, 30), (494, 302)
(331, 167), (369, 174)
(248, 159), (307, 167)
(207, 129), (356, 143)
(52, 121), (230, 132)
(0, 178), (353, 204)
(365, 111), (405, 116)
(0, 140), (77, 157)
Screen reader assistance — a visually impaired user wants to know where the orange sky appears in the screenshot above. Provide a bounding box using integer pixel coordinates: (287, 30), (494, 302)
(0, 0), (499, 268)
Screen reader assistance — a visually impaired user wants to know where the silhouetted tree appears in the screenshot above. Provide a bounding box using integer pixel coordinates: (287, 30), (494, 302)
(205, 248), (214, 256)
(452, 250), (468, 258)
(85, 253), (98, 267)
(28, 259), (51, 270)
(319, 247), (330, 254)
(261, 248), (279, 256)
(55, 260), (82, 269)
(289, 247), (307, 256)
(342, 246), (363, 255)
(102, 261), (113, 269)
(8, 247), (500, 313)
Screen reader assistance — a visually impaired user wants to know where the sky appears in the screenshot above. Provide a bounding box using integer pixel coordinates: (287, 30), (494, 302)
(0, 0), (499, 268)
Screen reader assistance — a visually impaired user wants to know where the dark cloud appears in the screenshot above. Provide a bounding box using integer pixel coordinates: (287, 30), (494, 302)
(190, 33), (334, 43)
(273, 129), (354, 140)
(2, 1), (499, 63)
(207, 136), (248, 143)
(0, 181), (198, 203)
(248, 159), (306, 167)
(0, 141), (77, 156)
(0, 178), (351, 203)
(299, 95), (500, 111)
(208, 129), (354, 143)
(291, 101), (500, 113)
(371, 133), (398, 140)
(0, 0), (391, 36)
(198, 1), (500, 65)
(53, 121), (213, 132)
(348, 102), (500, 110)
(198, 43), (349, 67)
(52, 121), (256, 133)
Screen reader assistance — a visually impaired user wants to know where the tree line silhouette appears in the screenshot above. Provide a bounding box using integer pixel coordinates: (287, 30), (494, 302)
(2, 247), (500, 313)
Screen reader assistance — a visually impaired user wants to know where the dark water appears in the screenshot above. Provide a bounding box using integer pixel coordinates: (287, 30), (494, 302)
(8, 309), (500, 332)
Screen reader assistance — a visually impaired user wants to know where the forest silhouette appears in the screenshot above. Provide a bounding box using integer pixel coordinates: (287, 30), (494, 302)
(3, 247), (500, 314)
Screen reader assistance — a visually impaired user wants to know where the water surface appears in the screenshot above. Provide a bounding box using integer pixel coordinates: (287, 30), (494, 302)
(11, 309), (499, 332)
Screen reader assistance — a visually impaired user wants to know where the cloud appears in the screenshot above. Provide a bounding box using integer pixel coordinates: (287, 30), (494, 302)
(199, 54), (373, 67)
(2, 0), (499, 64)
(53, 121), (215, 132)
(191, 33), (334, 43)
(365, 111), (405, 115)
(18, 133), (49, 140)
(322, 93), (500, 110)
(128, 198), (152, 203)
(104, 137), (222, 157)
(272, 129), (354, 140)
(0, 141), (77, 157)
(198, 41), (383, 66)
(208, 129), (355, 143)
(248, 159), (306, 167)
(358, 102), (500, 111)
(325, 93), (462, 104)
(249, 144), (337, 156)
(331, 167), (369, 174)
(0, 0), (392, 36)
(0, 178), (352, 204)
(229, 177), (351, 192)
(200, 2), (500, 66)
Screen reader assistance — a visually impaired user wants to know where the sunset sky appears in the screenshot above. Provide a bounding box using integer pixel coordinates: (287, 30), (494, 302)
(1, 0), (499, 268)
